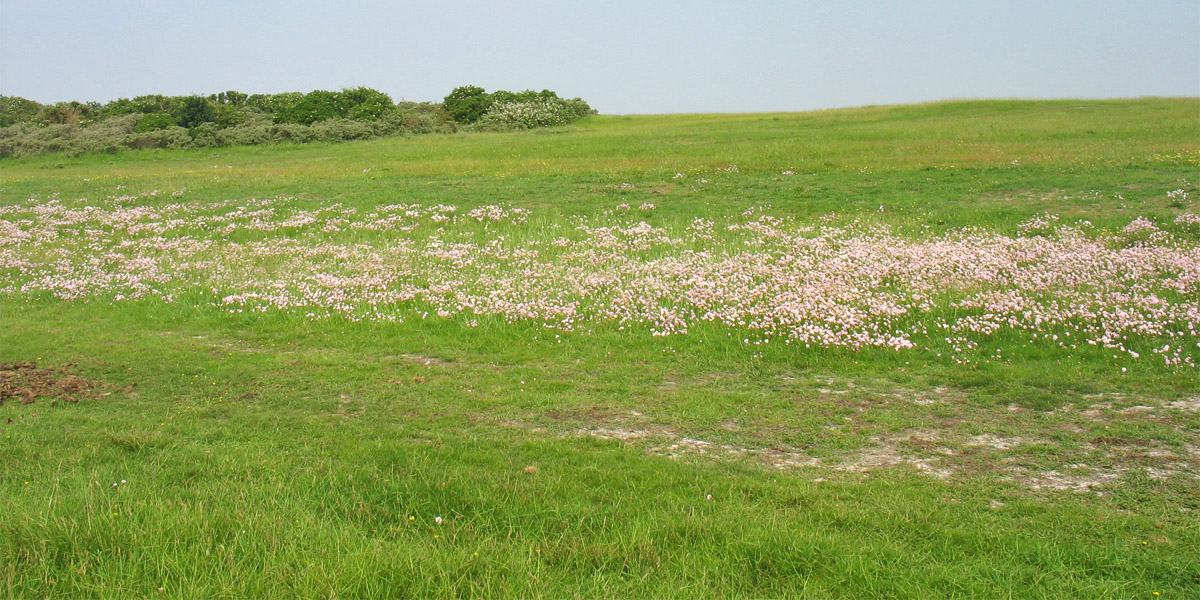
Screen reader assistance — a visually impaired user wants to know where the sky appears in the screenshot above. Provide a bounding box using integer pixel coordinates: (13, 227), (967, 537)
(1, 0), (1197, 114)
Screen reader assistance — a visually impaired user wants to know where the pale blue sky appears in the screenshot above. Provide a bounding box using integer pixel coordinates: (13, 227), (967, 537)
(2, 0), (1197, 114)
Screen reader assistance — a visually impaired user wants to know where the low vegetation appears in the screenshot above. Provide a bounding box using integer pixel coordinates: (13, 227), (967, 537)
(0, 85), (594, 158)
(2, 98), (1198, 598)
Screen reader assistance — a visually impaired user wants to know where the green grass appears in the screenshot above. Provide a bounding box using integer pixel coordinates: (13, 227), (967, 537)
(2, 98), (1199, 598)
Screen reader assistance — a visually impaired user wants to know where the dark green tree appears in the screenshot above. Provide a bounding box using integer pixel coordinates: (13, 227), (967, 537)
(442, 86), (492, 123)
(175, 96), (216, 128)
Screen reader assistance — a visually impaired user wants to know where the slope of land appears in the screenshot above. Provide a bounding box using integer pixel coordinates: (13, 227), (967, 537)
(2, 98), (1198, 598)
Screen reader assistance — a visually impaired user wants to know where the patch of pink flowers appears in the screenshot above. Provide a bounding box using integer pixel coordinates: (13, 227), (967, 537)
(2, 196), (1197, 366)
(1122, 216), (1160, 235)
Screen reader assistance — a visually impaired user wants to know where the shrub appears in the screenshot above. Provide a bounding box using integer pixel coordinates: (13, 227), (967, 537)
(209, 90), (249, 107)
(0, 85), (590, 158)
(364, 112), (409, 137)
(175, 96), (216, 129)
(187, 122), (219, 147)
(247, 92), (304, 121)
(214, 124), (269, 147)
(490, 89), (557, 105)
(0, 123), (46, 158)
(83, 114), (139, 136)
(273, 88), (398, 125)
(0, 96), (42, 127)
(123, 127), (190, 151)
(444, 86), (592, 129)
(0, 115), (189, 157)
(36, 102), (92, 125)
(212, 103), (248, 127)
(238, 108), (274, 127)
(443, 86), (492, 124)
(342, 87), (395, 121)
(134, 113), (177, 133)
(476, 97), (594, 130)
(75, 115), (138, 154)
(309, 118), (375, 142)
(397, 101), (456, 134)
(278, 90), (344, 125)
(100, 95), (179, 119)
(266, 123), (317, 144)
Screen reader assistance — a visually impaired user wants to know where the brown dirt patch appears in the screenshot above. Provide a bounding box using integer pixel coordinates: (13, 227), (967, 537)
(0, 362), (105, 405)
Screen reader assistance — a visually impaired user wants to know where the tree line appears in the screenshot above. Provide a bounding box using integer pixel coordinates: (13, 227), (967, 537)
(0, 86), (594, 158)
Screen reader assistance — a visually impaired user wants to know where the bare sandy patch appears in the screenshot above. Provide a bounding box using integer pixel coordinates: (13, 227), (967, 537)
(1020, 465), (1126, 494)
(835, 432), (953, 478)
(1166, 397), (1200, 412)
(965, 434), (1031, 451)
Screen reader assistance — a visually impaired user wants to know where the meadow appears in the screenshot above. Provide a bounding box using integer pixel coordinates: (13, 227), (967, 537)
(2, 98), (1198, 598)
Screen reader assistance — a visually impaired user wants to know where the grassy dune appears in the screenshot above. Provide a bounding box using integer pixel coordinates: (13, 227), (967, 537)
(2, 98), (1198, 598)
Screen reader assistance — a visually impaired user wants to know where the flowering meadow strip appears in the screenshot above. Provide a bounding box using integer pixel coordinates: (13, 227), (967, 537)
(2, 196), (1197, 367)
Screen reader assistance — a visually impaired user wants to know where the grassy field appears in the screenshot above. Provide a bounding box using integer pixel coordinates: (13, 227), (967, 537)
(2, 98), (1199, 598)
